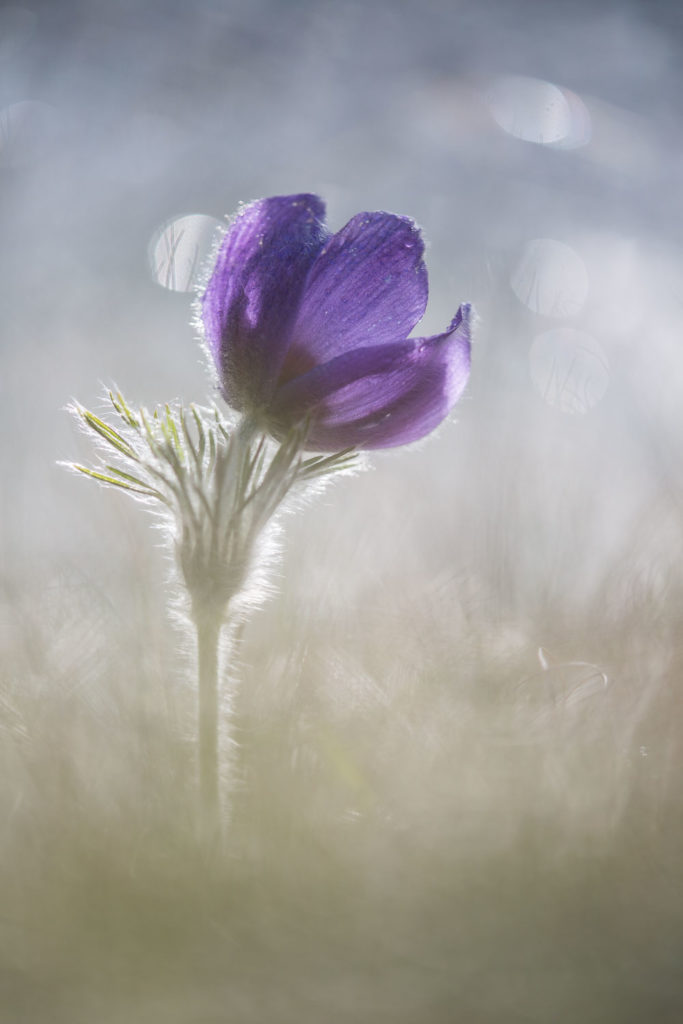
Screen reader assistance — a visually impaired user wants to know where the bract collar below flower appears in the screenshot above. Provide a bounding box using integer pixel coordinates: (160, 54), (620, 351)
(201, 193), (471, 451)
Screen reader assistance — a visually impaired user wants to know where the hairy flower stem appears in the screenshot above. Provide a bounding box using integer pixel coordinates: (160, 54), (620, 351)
(196, 611), (222, 841)
(67, 393), (360, 846)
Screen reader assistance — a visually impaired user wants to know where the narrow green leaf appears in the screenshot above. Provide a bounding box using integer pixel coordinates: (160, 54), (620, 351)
(299, 447), (358, 480)
(191, 405), (207, 464)
(104, 465), (168, 503)
(139, 407), (162, 456)
(72, 464), (158, 497)
(165, 404), (184, 461)
(80, 410), (138, 460)
(109, 390), (140, 430)
(180, 408), (200, 469)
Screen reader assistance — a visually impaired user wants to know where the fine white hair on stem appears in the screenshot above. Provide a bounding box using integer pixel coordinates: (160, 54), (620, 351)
(64, 388), (362, 839)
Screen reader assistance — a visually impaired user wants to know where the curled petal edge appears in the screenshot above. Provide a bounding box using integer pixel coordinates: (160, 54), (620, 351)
(279, 303), (472, 450)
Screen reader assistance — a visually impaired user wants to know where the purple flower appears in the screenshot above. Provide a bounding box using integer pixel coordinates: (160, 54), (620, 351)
(201, 194), (471, 451)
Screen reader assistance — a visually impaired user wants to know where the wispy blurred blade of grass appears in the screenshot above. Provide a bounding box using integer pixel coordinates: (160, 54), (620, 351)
(3, 0), (683, 1019)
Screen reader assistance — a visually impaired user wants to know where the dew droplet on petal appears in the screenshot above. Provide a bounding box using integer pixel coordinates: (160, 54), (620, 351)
(529, 328), (609, 414)
(148, 214), (223, 293)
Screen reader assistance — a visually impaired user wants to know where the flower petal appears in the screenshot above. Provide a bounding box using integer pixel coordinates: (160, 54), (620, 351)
(299, 304), (472, 451)
(201, 194), (328, 410)
(270, 339), (416, 426)
(280, 211), (429, 378)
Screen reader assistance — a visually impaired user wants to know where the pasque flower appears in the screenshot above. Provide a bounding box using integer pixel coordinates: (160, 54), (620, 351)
(69, 193), (473, 841)
(201, 194), (471, 450)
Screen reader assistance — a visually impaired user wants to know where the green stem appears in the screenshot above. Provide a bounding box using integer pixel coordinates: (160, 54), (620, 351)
(196, 612), (222, 840)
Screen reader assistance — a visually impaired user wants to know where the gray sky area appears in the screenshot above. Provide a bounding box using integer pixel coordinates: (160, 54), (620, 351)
(3, 0), (683, 586)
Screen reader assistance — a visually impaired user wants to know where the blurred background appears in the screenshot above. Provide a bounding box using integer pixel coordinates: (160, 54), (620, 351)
(2, 0), (683, 1020)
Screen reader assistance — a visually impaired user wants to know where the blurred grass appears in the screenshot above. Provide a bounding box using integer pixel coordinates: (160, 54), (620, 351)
(1, 518), (682, 1023)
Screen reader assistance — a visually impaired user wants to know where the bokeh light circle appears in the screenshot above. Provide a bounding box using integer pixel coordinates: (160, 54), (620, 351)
(149, 214), (223, 293)
(511, 238), (589, 317)
(485, 75), (591, 148)
(529, 328), (609, 415)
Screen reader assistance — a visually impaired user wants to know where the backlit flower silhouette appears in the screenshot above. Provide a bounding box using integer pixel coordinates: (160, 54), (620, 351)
(68, 192), (475, 839)
(201, 193), (471, 450)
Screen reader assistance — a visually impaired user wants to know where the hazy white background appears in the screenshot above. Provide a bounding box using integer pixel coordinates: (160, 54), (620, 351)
(1, 1), (683, 1021)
